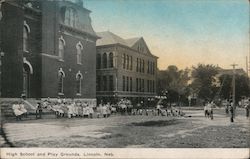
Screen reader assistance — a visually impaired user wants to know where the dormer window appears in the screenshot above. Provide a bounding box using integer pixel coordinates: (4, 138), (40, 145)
(64, 7), (78, 28)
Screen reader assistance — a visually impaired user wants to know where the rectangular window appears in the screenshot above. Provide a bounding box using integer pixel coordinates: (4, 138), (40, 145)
(126, 76), (129, 91)
(142, 60), (145, 73)
(147, 60), (150, 74)
(130, 56), (133, 70)
(139, 78), (141, 92)
(136, 58), (139, 72)
(122, 54), (126, 69)
(109, 75), (113, 91)
(97, 76), (101, 91)
(142, 79), (144, 92)
(123, 76), (126, 91)
(127, 55), (129, 70)
(152, 62), (155, 75)
(152, 80), (155, 92)
(139, 59), (141, 72)
(136, 78), (138, 92)
(147, 80), (149, 92)
(103, 76), (107, 91)
(130, 77), (132, 92)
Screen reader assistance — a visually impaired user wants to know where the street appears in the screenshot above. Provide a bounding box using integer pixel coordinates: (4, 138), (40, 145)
(1, 108), (249, 148)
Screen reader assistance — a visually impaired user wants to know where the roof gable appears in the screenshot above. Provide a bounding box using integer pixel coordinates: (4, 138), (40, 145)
(127, 37), (152, 55)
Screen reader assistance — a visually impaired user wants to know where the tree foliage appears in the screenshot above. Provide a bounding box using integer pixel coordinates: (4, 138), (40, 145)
(157, 65), (190, 103)
(190, 64), (219, 100)
(219, 74), (250, 102)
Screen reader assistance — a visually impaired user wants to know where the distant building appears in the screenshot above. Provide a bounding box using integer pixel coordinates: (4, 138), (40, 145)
(217, 68), (247, 76)
(0, 0), (98, 103)
(96, 31), (158, 105)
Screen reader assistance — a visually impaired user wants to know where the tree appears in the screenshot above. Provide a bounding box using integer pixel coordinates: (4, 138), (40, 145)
(219, 74), (250, 103)
(157, 65), (190, 105)
(190, 64), (219, 101)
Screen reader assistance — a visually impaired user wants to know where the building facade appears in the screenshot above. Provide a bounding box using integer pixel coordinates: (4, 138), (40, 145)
(0, 0), (98, 103)
(96, 31), (158, 105)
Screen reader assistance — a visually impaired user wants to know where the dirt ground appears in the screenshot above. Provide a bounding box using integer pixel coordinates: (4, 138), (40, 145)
(1, 108), (249, 148)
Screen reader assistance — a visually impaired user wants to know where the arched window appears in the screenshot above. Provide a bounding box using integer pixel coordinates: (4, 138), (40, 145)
(58, 36), (65, 60)
(23, 22), (30, 52)
(22, 58), (33, 98)
(76, 71), (83, 95)
(109, 52), (113, 68)
(58, 68), (65, 94)
(76, 42), (83, 64)
(103, 53), (107, 68)
(97, 54), (101, 69)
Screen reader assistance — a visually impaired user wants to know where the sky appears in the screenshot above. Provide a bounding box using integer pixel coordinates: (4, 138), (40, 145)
(84, 0), (249, 71)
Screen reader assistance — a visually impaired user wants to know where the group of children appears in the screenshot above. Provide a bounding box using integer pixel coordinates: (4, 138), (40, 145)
(43, 98), (95, 118)
(12, 100), (28, 120)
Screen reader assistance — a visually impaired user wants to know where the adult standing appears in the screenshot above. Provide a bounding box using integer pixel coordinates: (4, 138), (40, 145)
(245, 99), (249, 119)
(229, 101), (234, 122)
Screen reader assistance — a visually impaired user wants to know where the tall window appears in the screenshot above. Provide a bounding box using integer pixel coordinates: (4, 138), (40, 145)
(136, 78), (138, 92)
(103, 76), (107, 91)
(23, 24), (29, 52)
(147, 60), (150, 74)
(109, 75), (113, 91)
(97, 54), (101, 69)
(58, 37), (65, 60)
(103, 53), (107, 68)
(147, 80), (149, 92)
(65, 7), (78, 28)
(130, 77), (132, 92)
(58, 68), (65, 94)
(109, 52), (113, 68)
(123, 76), (126, 91)
(122, 54), (126, 69)
(142, 79), (144, 92)
(126, 55), (129, 70)
(76, 42), (83, 64)
(76, 72), (83, 95)
(140, 59), (142, 72)
(126, 76), (129, 91)
(136, 58), (138, 72)
(130, 56), (133, 70)
(97, 76), (101, 91)
(142, 60), (145, 73)
(152, 80), (155, 92)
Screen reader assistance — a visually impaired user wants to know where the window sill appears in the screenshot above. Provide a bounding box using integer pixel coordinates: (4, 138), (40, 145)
(58, 93), (64, 96)
(23, 50), (30, 53)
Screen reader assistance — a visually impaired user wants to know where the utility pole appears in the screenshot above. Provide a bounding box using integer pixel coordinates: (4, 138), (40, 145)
(231, 64), (238, 115)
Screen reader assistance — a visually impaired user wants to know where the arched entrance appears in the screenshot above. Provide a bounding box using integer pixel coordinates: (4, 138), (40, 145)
(23, 58), (33, 98)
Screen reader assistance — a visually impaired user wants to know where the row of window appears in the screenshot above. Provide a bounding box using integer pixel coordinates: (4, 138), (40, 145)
(23, 21), (84, 65)
(96, 53), (114, 69)
(123, 76), (133, 92)
(148, 61), (156, 75)
(136, 58), (145, 73)
(58, 36), (83, 64)
(122, 54), (133, 70)
(147, 80), (155, 93)
(58, 68), (83, 95)
(96, 75), (114, 91)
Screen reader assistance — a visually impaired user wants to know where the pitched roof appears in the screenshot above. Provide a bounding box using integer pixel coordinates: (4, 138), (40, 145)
(96, 31), (128, 46)
(125, 37), (141, 47)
